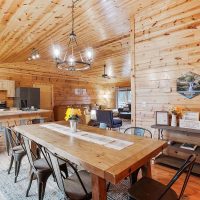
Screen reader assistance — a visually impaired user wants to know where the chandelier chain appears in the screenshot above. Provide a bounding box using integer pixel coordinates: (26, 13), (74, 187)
(71, 0), (75, 34)
(71, 0), (80, 34)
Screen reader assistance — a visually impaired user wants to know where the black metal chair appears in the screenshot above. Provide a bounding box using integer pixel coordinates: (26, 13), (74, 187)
(6, 127), (26, 183)
(22, 136), (69, 200)
(47, 149), (92, 200)
(2, 121), (20, 156)
(124, 127), (152, 138)
(128, 155), (196, 200)
(123, 127), (153, 184)
(96, 110), (122, 130)
(107, 127), (152, 191)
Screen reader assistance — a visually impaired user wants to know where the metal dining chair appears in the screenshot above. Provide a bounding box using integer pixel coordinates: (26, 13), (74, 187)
(128, 155), (196, 200)
(6, 127), (26, 183)
(47, 149), (92, 200)
(107, 127), (153, 191)
(22, 136), (69, 200)
(124, 127), (152, 138)
(124, 127), (153, 184)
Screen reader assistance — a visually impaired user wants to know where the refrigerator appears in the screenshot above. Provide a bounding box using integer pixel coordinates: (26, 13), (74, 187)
(14, 87), (40, 109)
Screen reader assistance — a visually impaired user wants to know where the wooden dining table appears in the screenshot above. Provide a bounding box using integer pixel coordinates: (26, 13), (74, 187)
(14, 121), (167, 200)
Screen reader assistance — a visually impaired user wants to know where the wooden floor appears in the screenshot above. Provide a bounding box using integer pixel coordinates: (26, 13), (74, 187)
(0, 151), (199, 200)
(151, 164), (200, 200)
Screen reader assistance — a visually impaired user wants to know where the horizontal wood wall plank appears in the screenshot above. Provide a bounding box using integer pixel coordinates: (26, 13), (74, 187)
(131, 0), (200, 142)
(0, 73), (118, 109)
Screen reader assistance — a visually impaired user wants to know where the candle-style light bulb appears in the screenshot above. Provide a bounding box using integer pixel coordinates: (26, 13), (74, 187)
(53, 45), (60, 59)
(85, 47), (93, 61)
(68, 55), (75, 67)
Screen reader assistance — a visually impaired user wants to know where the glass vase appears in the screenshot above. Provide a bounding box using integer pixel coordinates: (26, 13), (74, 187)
(171, 114), (177, 127)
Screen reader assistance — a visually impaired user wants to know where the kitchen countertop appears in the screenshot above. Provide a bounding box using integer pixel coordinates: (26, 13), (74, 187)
(0, 109), (52, 123)
(0, 109), (52, 116)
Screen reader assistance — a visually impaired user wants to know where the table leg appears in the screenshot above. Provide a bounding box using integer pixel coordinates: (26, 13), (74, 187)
(141, 160), (152, 178)
(92, 174), (107, 200)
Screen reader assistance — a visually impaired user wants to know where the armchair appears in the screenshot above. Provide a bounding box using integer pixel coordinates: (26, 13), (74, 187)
(96, 110), (122, 129)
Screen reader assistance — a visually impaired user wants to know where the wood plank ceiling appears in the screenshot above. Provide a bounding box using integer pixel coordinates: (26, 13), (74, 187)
(0, 0), (158, 83)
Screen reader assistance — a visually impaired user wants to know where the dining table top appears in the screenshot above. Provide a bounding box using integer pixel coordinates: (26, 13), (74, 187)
(14, 121), (167, 184)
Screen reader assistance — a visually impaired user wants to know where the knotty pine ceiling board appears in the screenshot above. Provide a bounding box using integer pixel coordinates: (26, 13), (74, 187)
(0, 0), (158, 83)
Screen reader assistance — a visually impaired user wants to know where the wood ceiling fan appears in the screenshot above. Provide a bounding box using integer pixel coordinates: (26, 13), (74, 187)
(101, 64), (116, 79)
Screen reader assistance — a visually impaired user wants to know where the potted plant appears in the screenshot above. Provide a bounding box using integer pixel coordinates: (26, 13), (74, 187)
(65, 108), (82, 132)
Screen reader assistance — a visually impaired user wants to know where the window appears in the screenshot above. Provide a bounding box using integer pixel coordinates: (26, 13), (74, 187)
(117, 88), (131, 108)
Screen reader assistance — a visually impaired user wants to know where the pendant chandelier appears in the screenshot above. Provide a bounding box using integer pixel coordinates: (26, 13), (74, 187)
(53, 0), (94, 71)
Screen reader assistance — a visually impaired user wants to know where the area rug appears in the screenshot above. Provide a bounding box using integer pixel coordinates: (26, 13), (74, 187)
(0, 163), (129, 200)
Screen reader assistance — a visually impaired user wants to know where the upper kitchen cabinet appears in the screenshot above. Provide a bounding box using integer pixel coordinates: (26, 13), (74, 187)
(0, 80), (15, 97)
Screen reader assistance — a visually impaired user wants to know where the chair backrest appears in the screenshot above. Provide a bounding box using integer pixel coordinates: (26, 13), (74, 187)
(47, 151), (68, 198)
(96, 110), (113, 128)
(22, 136), (37, 172)
(47, 149), (89, 199)
(124, 127), (152, 138)
(6, 128), (22, 155)
(3, 127), (10, 155)
(158, 155), (196, 200)
(6, 128), (15, 155)
(99, 123), (107, 129)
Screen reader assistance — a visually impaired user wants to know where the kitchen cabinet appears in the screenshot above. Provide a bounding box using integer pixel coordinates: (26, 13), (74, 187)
(0, 80), (15, 97)
(7, 81), (15, 97)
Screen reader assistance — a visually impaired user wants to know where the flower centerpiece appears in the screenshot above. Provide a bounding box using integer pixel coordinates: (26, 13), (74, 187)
(65, 108), (82, 132)
(169, 106), (183, 127)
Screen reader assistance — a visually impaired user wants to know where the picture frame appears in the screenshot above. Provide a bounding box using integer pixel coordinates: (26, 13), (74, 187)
(156, 111), (169, 125)
(177, 71), (200, 99)
(183, 111), (199, 121)
(75, 88), (87, 95)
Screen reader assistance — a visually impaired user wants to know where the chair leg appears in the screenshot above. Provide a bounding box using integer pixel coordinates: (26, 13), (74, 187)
(26, 172), (34, 197)
(38, 182), (44, 200)
(38, 172), (51, 200)
(62, 165), (69, 178)
(8, 155), (14, 174)
(14, 160), (21, 183)
(107, 182), (111, 192)
(14, 161), (18, 183)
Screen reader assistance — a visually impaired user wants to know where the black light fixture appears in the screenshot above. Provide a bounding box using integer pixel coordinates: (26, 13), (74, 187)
(52, 0), (94, 71)
(28, 48), (40, 60)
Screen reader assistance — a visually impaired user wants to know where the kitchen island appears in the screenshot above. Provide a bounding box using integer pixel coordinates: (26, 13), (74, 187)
(0, 109), (52, 123)
(0, 109), (52, 152)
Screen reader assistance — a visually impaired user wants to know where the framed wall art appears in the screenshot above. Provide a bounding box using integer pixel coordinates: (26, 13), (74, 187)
(74, 88), (87, 95)
(156, 111), (169, 126)
(177, 71), (200, 99)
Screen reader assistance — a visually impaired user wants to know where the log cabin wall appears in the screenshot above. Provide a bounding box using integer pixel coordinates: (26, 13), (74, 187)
(0, 73), (116, 109)
(0, 73), (118, 152)
(131, 0), (200, 136)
